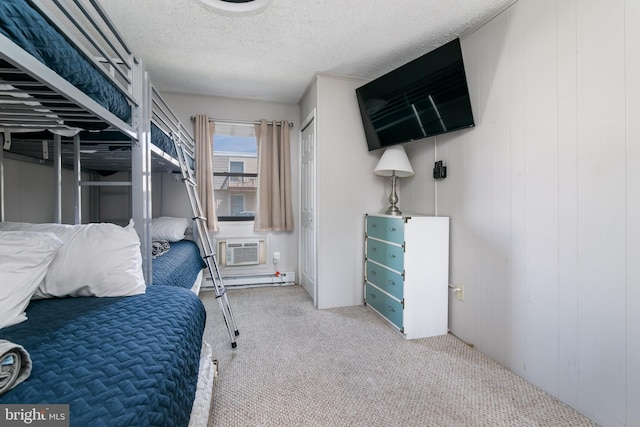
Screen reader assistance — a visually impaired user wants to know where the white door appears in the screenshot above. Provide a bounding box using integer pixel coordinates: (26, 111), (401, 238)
(300, 111), (317, 305)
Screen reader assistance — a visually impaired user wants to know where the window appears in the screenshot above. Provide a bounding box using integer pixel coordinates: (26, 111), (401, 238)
(213, 123), (257, 221)
(229, 161), (244, 189)
(230, 194), (245, 216)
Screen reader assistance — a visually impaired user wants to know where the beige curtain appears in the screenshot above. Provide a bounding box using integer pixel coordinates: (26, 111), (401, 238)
(254, 119), (294, 232)
(194, 115), (218, 232)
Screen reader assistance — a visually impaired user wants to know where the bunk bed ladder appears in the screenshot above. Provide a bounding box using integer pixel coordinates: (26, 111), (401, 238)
(173, 138), (239, 349)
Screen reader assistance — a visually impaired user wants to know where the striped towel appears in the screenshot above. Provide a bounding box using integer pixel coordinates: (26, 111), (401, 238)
(0, 340), (31, 396)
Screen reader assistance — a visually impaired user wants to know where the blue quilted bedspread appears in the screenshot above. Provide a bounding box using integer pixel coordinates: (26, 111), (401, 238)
(150, 123), (195, 169)
(151, 122), (178, 158)
(0, 286), (206, 427)
(0, 0), (131, 124)
(153, 240), (206, 289)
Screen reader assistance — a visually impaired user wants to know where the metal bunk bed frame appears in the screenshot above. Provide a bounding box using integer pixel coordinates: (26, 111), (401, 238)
(0, 0), (177, 283)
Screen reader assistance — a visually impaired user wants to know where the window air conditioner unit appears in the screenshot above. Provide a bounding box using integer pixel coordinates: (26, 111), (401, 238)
(217, 239), (266, 267)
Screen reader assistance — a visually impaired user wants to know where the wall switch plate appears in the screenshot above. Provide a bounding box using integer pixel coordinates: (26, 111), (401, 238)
(273, 252), (281, 264)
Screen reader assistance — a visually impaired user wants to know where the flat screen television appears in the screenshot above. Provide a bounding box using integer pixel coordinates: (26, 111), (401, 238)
(356, 38), (475, 151)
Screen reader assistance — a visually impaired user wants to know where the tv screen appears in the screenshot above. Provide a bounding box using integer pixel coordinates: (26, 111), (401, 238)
(356, 38), (475, 151)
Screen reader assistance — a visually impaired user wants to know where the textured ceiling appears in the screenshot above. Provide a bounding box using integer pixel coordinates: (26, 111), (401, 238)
(100, 0), (514, 104)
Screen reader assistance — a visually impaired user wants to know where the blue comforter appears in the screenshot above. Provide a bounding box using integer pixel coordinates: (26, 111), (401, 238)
(153, 240), (206, 289)
(151, 122), (178, 159)
(0, 286), (205, 427)
(150, 123), (195, 169)
(0, 0), (131, 124)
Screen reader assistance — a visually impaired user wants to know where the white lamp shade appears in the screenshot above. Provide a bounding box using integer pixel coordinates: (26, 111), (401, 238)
(374, 145), (415, 177)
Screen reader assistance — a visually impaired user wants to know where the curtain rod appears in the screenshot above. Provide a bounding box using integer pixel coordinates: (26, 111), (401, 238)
(190, 116), (293, 128)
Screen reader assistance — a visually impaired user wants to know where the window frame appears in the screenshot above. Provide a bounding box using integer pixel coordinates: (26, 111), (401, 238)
(212, 127), (257, 222)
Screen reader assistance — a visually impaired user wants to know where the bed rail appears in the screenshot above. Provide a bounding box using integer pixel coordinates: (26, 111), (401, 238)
(152, 86), (195, 167)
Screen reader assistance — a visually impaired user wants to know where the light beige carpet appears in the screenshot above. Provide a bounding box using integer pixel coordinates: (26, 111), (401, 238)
(201, 285), (598, 427)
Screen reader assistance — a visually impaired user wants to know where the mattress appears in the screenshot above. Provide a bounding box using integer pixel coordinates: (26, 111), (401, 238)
(150, 123), (196, 169)
(0, 285), (206, 427)
(188, 342), (217, 427)
(153, 240), (206, 289)
(0, 0), (131, 124)
(151, 122), (178, 158)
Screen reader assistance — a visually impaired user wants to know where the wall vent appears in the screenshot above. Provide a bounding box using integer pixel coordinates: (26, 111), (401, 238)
(217, 239), (266, 267)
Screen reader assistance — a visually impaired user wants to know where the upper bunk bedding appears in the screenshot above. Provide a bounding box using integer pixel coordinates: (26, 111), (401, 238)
(0, 0), (131, 124)
(0, 285), (206, 427)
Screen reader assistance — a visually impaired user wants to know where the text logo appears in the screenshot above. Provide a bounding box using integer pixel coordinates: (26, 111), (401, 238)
(1, 405), (69, 426)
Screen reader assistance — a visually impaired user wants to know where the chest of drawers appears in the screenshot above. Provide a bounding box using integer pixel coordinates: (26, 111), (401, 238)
(364, 214), (449, 339)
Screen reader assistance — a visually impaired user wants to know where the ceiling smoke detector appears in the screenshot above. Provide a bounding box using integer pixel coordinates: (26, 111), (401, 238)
(199, 0), (271, 12)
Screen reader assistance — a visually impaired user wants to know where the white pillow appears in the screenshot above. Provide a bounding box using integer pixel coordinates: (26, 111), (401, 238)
(0, 220), (146, 298)
(0, 231), (63, 329)
(151, 216), (190, 242)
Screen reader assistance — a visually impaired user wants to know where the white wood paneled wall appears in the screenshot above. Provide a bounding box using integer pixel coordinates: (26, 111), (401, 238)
(403, 0), (639, 425)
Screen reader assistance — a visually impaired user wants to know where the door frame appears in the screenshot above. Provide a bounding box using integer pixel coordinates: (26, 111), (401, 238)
(299, 109), (317, 306)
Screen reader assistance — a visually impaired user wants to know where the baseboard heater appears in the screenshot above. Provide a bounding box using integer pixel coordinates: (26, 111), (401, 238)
(203, 271), (296, 288)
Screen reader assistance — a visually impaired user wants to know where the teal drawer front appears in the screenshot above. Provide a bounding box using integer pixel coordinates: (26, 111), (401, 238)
(366, 238), (404, 272)
(366, 216), (404, 245)
(366, 284), (403, 330)
(366, 261), (403, 300)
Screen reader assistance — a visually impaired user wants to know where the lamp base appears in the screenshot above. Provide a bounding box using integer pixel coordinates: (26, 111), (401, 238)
(384, 174), (403, 216)
(385, 205), (402, 216)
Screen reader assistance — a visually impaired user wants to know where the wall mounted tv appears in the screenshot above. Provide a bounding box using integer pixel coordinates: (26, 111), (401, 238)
(356, 38), (475, 151)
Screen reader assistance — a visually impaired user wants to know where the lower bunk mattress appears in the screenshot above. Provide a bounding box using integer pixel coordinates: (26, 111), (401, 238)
(0, 285), (206, 427)
(152, 239), (206, 290)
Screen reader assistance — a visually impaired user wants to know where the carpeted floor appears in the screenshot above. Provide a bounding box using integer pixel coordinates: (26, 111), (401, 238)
(200, 285), (598, 427)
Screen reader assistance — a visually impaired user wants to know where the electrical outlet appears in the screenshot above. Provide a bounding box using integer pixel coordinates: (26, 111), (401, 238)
(455, 285), (465, 302)
(273, 252), (281, 264)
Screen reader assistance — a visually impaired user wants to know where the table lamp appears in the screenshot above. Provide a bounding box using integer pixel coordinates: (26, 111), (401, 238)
(374, 145), (414, 216)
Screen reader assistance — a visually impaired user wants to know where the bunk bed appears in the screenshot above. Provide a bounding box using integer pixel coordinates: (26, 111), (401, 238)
(0, 0), (198, 274)
(0, 0), (214, 425)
